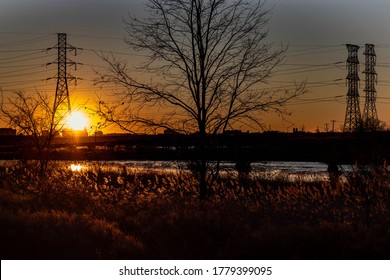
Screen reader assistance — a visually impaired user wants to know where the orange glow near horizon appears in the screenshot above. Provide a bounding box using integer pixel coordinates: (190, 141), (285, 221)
(65, 110), (89, 131)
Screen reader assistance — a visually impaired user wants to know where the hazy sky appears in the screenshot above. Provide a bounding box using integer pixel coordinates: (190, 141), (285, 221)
(1, 0), (390, 133)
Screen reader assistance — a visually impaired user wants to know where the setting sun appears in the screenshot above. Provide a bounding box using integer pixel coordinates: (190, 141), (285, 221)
(66, 110), (89, 131)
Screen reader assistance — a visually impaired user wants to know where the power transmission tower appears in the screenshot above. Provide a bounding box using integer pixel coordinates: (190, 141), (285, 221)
(343, 44), (362, 132)
(47, 33), (80, 129)
(362, 44), (379, 131)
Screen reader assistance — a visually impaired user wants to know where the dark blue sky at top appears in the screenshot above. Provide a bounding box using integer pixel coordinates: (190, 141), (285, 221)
(269, 0), (390, 45)
(0, 0), (142, 36)
(2, 0), (390, 44)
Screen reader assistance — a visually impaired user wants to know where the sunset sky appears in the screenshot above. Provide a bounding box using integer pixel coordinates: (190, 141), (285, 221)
(1, 0), (390, 133)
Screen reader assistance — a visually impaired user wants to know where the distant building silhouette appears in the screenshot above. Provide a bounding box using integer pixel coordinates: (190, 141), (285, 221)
(163, 128), (181, 136)
(0, 128), (16, 136)
(223, 130), (242, 135)
(62, 128), (88, 138)
(94, 131), (104, 137)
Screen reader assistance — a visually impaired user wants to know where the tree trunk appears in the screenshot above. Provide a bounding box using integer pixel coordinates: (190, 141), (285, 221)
(198, 124), (207, 200)
(199, 158), (207, 200)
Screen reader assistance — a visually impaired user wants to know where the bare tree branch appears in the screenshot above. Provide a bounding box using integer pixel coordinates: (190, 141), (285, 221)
(93, 0), (306, 198)
(0, 89), (66, 176)
(95, 0), (305, 135)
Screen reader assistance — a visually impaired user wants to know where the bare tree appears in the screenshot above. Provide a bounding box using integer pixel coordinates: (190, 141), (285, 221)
(95, 0), (305, 198)
(0, 90), (60, 176)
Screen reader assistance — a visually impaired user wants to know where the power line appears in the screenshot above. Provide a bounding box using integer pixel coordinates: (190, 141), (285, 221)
(0, 63), (43, 69)
(286, 94), (344, 105)
(0, 50), (45, 61)
(1, 33), (390, 121)
(68, 33), (123, 41)
(0, 32), (54, 35)
(0, 78), (49, 86)
(0, 53), (56, 64)
(0, 34), (54, 48)
(276, 65), (342, 76)
(0, 67), (51, 78)
(0, 48), (46, 53)
(82, 48), (150, 58)
(287, 47), (345, 57)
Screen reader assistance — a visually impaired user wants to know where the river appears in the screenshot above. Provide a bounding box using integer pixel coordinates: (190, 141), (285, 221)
(0, 159), (368, 182)
(73, 160), (336, 182)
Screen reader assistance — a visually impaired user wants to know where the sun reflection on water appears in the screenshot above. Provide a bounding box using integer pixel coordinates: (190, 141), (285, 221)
(70, 164), (83, 172)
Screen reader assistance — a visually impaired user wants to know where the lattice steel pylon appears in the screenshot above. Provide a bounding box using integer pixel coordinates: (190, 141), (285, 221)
(343, 44), (362, 132)
(362, 44), (379, 131)
(48, 33), (78, 128)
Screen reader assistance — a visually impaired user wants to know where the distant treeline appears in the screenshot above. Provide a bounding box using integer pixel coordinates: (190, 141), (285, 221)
(0, 132), (390, 164)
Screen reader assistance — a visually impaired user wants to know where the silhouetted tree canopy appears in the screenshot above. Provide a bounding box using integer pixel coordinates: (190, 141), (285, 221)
(0, 90), (60, 176)
(96, 0), (305, 134)
(95, 0), (305, 198)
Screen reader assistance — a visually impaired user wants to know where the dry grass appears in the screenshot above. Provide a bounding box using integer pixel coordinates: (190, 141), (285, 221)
(1, 160), (390, 259)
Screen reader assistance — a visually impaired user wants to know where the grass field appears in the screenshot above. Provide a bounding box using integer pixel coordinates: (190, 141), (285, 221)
(1, 160), (390, 259)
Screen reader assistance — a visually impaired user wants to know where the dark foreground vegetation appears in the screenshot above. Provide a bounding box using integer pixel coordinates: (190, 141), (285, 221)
(1, 160), (390, 259)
